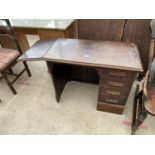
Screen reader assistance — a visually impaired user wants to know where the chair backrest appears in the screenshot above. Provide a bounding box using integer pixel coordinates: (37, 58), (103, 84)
(0, 26), (12, 34)
(0, 25), (22, 54)
(0, 19), (14, 33)
(0, 34), (18, 50)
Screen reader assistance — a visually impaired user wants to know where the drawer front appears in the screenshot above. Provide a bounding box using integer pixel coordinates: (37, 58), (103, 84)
(100, 76), (134, 88)
(98, 95), (126, 105)
(97, 102), (124, 114)
(99, 86), (129, 97)
(97, 68), (136, 107)
(101, 69), (135, 79)
(98, 85), (130, 105)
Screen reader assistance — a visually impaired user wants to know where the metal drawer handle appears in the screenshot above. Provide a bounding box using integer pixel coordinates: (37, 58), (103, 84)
(105, 98), (119, 103)
(108, 81), (124, 87)
(106, 90), (120, 96)
(109, 71), (126, 77)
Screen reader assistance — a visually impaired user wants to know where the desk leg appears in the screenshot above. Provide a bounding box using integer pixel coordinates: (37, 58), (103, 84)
(47, 62), (71, 102)
(96, 68), (136, 114)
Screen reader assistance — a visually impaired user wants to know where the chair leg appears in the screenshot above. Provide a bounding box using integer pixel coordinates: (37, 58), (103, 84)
(2, 72), (17, 95)
(131, 85), (140, 135)
(0, 73), (2, 79)
(8, 68), (14, 74)
(137, 74), (144, 81)
(132, 111), (147, 134)
(132, 90), (147, 135)
(23, 61), (31, 77)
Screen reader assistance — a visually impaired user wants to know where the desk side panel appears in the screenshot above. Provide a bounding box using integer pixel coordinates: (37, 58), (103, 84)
(47, 62), (72, 102)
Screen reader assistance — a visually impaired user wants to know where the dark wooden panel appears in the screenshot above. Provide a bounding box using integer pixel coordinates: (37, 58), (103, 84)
(70, 66), (99, 83)
(78, 19), (125, 41)
(47, 62), (72, 102)
(85, 67), (99, 82)
(122, 19), (151, 71)
(64, 20), (78, 39)
(70, 65), (84, 81)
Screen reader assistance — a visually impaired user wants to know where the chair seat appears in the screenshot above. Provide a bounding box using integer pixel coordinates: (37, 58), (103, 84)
(146, 85), (155, 115)
(0, 48), (20, 72)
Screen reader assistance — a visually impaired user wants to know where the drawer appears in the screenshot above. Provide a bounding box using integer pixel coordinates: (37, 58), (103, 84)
(100, 69), (135, 79)
(99, 86), (129, 97)
(98, 94), (127, 105)
(100, 76), (134, 88)
(97, 102), (124, 114)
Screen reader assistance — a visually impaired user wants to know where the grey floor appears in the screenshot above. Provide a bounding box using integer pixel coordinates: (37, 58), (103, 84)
(0, 35), (155, 135)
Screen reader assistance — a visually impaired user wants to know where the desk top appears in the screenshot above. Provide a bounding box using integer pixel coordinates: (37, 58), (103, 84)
(19, 39), (143, 72)
(0, 19), (75, 30)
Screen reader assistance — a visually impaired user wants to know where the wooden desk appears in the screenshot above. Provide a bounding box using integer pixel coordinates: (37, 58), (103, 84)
(5, 19), (77, 52)
(18, 39), (143, 114)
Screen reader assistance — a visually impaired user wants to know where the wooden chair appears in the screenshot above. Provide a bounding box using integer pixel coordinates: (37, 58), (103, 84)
(131, 20), (155, 134)
(0, 22), (31, 95)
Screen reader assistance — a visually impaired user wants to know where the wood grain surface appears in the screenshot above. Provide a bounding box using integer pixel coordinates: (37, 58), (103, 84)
(44, 39), (143, 72)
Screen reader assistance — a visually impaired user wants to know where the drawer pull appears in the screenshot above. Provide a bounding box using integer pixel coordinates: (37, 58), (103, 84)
(105, 98), (119, 103)
(108, 81), (124, 87)
(109, 71), (126, 77)
(106, 90), (120, 96)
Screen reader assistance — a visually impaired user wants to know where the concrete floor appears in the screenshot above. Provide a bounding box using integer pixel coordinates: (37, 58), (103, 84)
(0, 35), (155, 135)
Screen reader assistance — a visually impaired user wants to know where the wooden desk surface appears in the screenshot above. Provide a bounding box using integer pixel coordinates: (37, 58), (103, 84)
(44, 39), (143, 72)
(19, 38), (143, 72)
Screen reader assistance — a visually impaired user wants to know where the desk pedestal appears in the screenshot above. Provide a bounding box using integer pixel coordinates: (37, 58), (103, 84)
(97, 68), (136, 114)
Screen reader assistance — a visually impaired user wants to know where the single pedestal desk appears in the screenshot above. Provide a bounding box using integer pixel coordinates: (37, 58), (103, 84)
(18, 39), (143, 114)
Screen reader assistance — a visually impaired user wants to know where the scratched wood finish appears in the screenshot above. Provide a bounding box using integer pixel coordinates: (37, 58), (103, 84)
(18, 38), (143, 71)
(44, 39), (143, 71)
